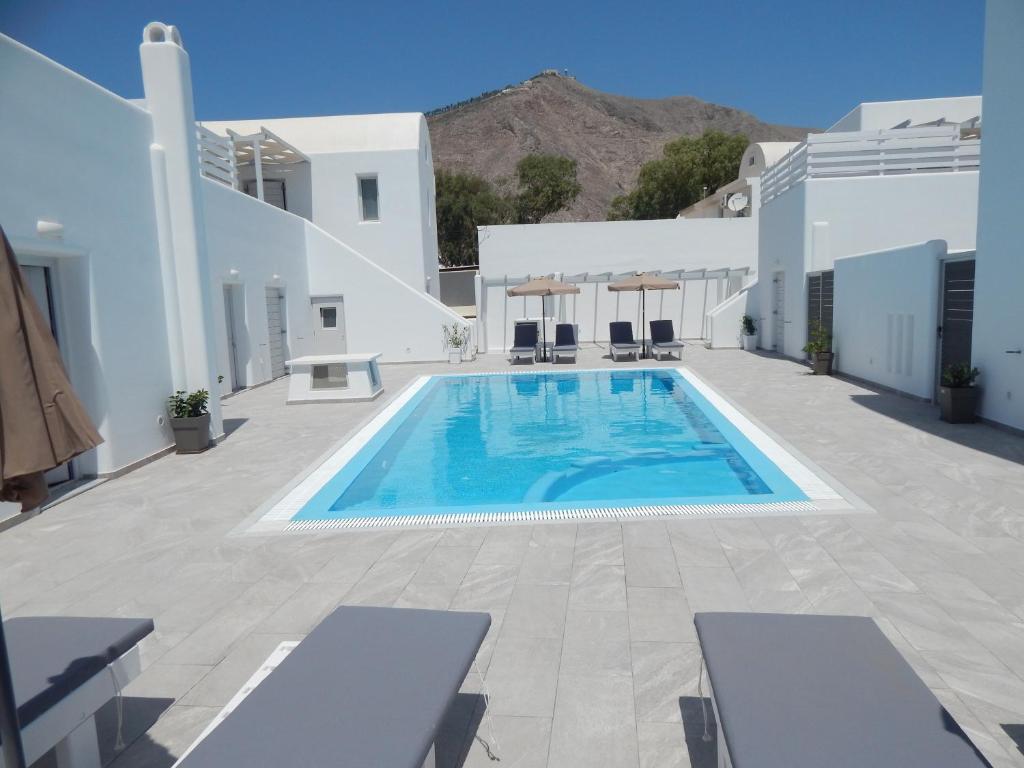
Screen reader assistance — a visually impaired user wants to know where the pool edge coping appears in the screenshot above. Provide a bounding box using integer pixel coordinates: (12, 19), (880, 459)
(243, 367), (868, 535)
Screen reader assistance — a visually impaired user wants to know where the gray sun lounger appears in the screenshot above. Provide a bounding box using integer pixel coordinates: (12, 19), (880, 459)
(509, 321), (538, 363)
(552, 323), (578, 363)
(694, 612), (993, 768)
(608, 321), (640, 361)
(176, 606), (490, 768)
(5, 615), (154, 768)
(649, 319), (684, 360)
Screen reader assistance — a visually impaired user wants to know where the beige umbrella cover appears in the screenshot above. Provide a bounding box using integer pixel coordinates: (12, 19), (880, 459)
(606, 272), (680, 292)
(506, 277), (580, 361)
(607, 272), (679, 358)
(0, 228), (102, 509)
(506, 276), (581, 297)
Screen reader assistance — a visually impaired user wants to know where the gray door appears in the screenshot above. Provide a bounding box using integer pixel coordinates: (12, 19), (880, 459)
(807, 270), (835, 344)
(265, 287), (287, 379)
(223, 285), (245, 390)
(311, 296), (347, 355)
(772, 271), (785, 351)
(938, 259), (975, 380)
(20, 265), (72, 486)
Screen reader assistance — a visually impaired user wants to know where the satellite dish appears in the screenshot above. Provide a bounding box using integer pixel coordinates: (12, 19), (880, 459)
(726, 193), (749, 212)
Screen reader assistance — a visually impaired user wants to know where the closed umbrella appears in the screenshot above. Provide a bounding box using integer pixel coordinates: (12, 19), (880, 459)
(608, 272), (679, 359)
(506, 277), (580, 361)
(0, 226), (103, 767)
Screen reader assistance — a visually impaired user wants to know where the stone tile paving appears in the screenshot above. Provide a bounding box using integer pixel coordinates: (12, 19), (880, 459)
(3, 347), (1024, 767)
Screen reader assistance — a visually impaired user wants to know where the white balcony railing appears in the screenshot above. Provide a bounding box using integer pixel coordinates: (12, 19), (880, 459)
(761, 126), (980, 204)
(196, 124), (238, 189)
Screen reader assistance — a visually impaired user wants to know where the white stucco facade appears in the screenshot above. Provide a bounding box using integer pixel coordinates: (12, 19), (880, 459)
(0, 25), (465, 480)
(971, 0), (1024, 431)
(201, 114), (441, 300)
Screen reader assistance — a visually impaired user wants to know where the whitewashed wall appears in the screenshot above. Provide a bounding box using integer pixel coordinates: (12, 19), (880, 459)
(0, 34), (174, 477)
(477, 218), (755, 352)
(972, 0), (1024, 431)
(706, 285), (755, 349)
(757, 171), (979, 359)
(202, 179), (314, 396)
(305, 222), (470, 363)
(833, 241), (948, 399)
(828, 96), (982, 132)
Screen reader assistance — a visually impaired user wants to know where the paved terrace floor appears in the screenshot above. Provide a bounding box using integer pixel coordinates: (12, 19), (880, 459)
(4, 346), (1024, 768)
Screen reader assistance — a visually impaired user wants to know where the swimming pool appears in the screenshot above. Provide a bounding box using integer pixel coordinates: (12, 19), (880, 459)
(260, 368), (844, 531)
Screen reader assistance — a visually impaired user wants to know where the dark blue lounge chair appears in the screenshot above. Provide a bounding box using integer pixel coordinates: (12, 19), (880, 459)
(509, 322), (538, 363)
(552, 323), (578, 363)
(650, 319), (685, 360)
(609, 321), (640, 361)
(694, 612), (994, 768)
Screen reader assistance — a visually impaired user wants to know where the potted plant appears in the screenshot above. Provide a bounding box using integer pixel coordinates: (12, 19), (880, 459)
(740, 314), (758, 351)
(442, 323), (471, 364)
(802, 321), (833, 375)
(938, 363), (980, 423)
(167, 389), (212, 453)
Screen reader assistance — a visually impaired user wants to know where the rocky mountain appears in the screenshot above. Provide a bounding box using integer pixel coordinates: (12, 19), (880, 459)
(427, 71), (813, 221)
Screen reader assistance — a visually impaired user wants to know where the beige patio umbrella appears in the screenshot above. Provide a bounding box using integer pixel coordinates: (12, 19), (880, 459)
(507, 277), (580, 361)
(0, 227), (102, 512)
(608, 272), (679, 359)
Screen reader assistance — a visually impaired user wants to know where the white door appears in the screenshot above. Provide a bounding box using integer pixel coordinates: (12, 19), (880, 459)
(772, 271), (785, 352)
(20, 265), (73, 485)
(311, 296), (347, 355)
(265, 287), (287, 379)
(223, 285), (245, 390)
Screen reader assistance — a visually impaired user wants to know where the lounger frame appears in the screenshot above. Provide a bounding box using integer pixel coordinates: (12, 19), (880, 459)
(16, 645), (142, 768)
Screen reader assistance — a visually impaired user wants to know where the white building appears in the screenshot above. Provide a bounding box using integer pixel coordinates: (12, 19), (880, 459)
(201, 114), (441, 300)
(753, 96), (982, 360)
(0, 23), (467, 482)
(677, 142), (798, 220)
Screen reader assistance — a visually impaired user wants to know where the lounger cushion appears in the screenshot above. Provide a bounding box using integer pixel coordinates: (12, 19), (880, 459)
(5, 616), (154, 726)
(177, 606), (490, 768)
(694, 613), (992, 768)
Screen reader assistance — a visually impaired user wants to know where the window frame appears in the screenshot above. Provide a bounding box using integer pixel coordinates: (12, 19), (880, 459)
(357, 174), (381, 223)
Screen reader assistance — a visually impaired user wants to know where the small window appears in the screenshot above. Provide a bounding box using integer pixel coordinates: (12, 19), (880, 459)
(359, 176), (379, 221)
(320, 306), (337, 329)
(311, 363), (349, 390)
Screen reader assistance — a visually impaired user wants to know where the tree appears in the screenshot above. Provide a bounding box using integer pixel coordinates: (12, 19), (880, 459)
(434, 154), (580, 265)
(511, 154), (582, 224)
(606, 130), (748, 220)
(435, 169), (508, 267)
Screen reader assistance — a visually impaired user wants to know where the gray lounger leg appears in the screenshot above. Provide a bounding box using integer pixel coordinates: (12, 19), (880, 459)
(54, 715), (101, 768)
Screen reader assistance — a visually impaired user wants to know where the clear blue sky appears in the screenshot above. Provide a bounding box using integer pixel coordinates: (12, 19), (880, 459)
(1, 0), (984, 129)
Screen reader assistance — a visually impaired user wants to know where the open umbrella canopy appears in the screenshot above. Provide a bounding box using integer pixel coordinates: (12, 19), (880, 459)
(506, 276), (581, 297)
(607, 272), (680, 292)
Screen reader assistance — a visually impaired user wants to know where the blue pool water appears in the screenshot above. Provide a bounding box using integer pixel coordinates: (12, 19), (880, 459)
(293, 369), (807, 521)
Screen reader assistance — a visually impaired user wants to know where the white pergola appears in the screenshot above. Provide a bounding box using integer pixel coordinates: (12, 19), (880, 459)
(484, 267), (750, 349)
(225, 127), (310, 202)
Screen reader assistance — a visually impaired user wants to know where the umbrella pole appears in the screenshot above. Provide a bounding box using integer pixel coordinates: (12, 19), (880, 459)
(641, 290), (647, 359)
(0, 603), (27, 768)
(541, 296), (548, 362)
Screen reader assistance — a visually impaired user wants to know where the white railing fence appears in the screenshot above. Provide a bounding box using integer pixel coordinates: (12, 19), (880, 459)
(761, 126), (980, 204)
(196, 125), (238, 189)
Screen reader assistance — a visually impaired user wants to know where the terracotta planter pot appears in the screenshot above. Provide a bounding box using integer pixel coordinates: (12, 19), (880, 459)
(938, 386), (979, 424)
(169, 412), (211, 453)
(810, 352), (833, 375)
